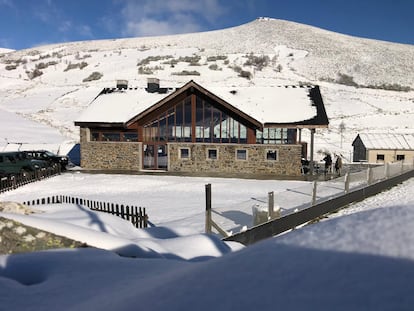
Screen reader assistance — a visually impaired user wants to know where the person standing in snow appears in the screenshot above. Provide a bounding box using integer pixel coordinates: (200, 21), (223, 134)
(323, 153), (332, 175)
(335, 155), (343, 176)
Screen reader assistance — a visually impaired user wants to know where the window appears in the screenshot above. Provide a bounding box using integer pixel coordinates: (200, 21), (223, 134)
(236, 149), (247, 160)
(266, 150), (278, 161)
(180, 148), (190, 159)
(207, 149), (218, 160)
(258, 128), (297, 144)
(90, 131), (138, 142)
(397, 154), (405, 161)
(91, 132), (99, 141)
(123, 133), (138, 142)
(376, 154), (385, 161)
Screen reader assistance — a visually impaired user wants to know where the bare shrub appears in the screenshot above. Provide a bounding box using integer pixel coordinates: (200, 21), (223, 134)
(244, 53), (270, 71)
(82, 71), (103, 82)
(207, 55), (228, 62)
(5, 64), (17, 70)
(208, 64), (221, 71)
(26, 69), (43, 79)
(171, 70), (201, 76)
(64, 62), (88, 71)
(137, 55), (173, 66)
(336, 73), (359, 87)
(239, 70), (252, 79)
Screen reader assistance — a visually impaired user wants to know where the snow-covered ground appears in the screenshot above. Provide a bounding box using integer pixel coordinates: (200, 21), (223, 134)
(0, 175), (413, 310)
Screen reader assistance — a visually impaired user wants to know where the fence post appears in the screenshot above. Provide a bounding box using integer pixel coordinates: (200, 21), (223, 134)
(268, 191), (274, 219)
(367, 167), (373, 185)
(312, 181), (318, 206)
(205, 183), (212, 234)
(143, 207), (148, 228)
(344, 173), (350, 194)
(384, 163), (389, 178)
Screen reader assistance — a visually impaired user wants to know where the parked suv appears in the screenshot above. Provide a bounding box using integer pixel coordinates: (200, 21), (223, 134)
(24, 150), (68, 170)
(0, 151), (49, 177)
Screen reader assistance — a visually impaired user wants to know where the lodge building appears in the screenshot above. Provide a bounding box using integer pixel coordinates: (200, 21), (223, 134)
(74, 79), (329, 176)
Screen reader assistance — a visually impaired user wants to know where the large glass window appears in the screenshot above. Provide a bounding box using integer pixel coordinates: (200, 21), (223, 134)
(141, 94), (249, 144)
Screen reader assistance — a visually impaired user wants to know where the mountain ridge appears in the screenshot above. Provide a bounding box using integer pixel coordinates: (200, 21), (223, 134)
(2, 18), (413, 87)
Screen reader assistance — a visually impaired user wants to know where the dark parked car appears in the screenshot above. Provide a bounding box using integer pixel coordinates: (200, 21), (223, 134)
(0, 151), (49, 177)
(24, 150), (68, 170)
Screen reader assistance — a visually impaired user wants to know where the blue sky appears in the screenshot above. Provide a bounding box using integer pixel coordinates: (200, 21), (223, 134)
(0, 0), (413, 50)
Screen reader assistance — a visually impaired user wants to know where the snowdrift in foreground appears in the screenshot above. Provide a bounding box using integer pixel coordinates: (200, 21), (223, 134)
(1, 178), (414, 310)
(0, 203), (241, 260)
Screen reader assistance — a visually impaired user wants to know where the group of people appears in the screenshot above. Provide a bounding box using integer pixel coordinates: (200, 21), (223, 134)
(323, 153), (342, 176)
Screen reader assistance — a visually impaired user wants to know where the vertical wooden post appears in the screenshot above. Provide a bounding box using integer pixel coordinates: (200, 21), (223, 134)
(268, 191), (274, 219)
(309, 129), (315, 175)
(384, 162), (390, 178)
(367, 167), (373, 185)
(312, 180), (318, 206)
(205, 183), (212, 234)
(344, 173), (350, 194)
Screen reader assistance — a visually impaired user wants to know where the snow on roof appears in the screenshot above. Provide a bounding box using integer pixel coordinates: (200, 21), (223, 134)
(75, 88), (169, 124)
(358, 133), (414, 150)
(209, 85), (316, 124)
(76, 84), (317, 125)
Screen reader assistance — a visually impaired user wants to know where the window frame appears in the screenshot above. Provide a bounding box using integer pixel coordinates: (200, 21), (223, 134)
(265, 149), (278, 161)
(376, 154), (385, 161)
(179, 147), (191, 160)
(236, 149), (248, 161)
(207, 148), (218, 160)
(396, 154), (405, 161)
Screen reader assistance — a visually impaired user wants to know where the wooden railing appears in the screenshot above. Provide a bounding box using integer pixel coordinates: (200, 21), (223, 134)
(0, 166), (61, 193)
(23, 195), (149, 229)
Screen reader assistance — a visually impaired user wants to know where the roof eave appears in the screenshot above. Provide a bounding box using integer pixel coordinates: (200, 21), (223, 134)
(74, 121), (126, 128)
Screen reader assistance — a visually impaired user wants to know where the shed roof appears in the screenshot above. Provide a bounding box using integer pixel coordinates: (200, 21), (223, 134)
(75, 80), (328, 128)
(355, 133), (414, 150)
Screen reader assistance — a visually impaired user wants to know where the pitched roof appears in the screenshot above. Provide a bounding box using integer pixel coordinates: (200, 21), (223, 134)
(75, 80), (329, 128)
(355, 133), (414, 150)
(75, 88), (168, 125)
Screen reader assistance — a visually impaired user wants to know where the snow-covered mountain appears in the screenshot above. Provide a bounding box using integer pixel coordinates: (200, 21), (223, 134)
(0, 18), (413, 161)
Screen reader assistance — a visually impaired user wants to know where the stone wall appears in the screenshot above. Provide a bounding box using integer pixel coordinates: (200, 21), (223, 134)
(80, 128), (141, 170)
(79, 128), (302, 175)
(168, 143), (302, 176)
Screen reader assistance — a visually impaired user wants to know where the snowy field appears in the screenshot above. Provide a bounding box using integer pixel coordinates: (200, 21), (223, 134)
(0, 174), (414, 310)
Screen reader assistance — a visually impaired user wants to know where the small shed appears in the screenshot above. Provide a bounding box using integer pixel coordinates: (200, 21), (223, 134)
(352, 133), (414, 163)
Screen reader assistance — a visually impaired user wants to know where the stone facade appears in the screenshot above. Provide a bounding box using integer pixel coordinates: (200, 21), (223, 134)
(168, 143), (302, 176)
(79, 128), (141, 170)
(79, 128), (302, 175)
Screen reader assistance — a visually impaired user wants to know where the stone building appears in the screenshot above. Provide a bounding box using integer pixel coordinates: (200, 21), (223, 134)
(74, 79), (329, 176)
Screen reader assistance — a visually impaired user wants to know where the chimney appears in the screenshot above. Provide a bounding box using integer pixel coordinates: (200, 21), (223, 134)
(116, 79), (128, 90)
(146, 78), (160, 93)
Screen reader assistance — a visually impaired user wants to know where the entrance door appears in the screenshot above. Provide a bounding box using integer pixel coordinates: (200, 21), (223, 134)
(143, 144), (168, 170)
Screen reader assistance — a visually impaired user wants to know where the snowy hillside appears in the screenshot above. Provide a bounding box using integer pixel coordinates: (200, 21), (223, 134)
(0, 18), (413, 160)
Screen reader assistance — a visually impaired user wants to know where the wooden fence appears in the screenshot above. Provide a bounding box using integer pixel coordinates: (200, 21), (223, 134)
(23, 195), (149, 229)
(223, 168), (414, 245)
(0, 166), (61, 194)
